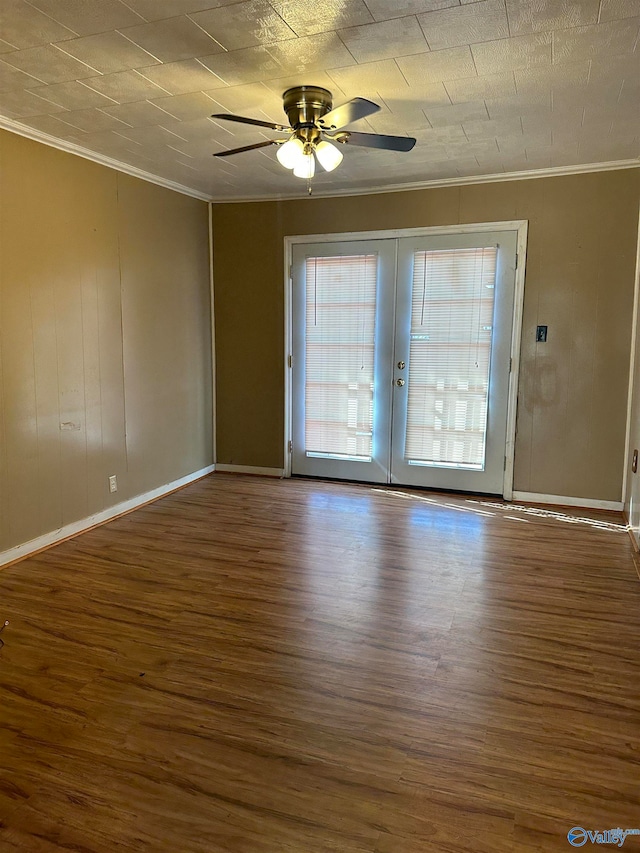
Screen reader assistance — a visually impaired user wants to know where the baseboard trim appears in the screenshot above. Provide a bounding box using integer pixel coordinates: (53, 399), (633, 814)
(512, 491), (623, 511)
(215, 464), (285, 477)
(0, 464), (216, 569)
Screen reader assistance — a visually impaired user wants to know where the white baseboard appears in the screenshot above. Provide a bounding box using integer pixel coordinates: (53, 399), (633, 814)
(512, 491), (623, 511)
(0, 464), (216, 569)
(215, 464), (285, 477)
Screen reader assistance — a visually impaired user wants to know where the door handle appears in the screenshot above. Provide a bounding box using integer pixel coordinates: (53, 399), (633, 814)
(396, 378), (405, 387)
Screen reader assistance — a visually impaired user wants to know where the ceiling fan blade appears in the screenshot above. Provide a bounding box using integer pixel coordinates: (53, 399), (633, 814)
(333, 130), (416, 152)
(318, 97), (380, 131)
(211, 113), (290, 132)
(214, 139), (279, 157)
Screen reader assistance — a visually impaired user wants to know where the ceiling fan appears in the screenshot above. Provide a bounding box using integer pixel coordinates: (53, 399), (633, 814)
(211, 86), (416, 181)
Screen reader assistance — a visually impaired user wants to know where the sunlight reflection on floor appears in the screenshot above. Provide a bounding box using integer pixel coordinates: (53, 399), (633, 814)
(369, 487), (627, 533)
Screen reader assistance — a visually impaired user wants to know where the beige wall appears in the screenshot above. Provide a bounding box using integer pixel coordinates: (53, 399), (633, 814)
(213, 169), (640, 502)
(0, 130), (212, 554)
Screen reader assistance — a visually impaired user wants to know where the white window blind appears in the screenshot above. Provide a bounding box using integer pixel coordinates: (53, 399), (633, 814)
(405, 247), (497, 470)
(304, 254), (378, 461)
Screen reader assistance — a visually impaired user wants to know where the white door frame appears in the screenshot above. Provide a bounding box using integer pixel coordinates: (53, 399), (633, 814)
(283, 220), (528, 500)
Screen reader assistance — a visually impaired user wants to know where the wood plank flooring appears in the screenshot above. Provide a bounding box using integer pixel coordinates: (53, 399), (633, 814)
(0, 473), (638, 852)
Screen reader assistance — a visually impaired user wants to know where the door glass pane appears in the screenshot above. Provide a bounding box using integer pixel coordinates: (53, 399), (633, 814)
(305, 254), (378, 461)
(405, 247), (497, 470)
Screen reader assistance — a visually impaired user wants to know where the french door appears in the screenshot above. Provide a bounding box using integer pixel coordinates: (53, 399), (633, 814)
(290, 229), (518, 495)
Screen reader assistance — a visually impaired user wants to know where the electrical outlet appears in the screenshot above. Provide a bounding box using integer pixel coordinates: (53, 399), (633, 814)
(108, 475), (117, 494)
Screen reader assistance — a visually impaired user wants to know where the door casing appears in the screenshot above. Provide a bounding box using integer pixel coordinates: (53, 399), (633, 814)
(283, 221), (528, 499)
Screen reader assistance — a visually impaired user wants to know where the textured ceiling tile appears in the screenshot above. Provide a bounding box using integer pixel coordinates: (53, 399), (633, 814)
(266, 32), (357, 74)
(15, 112), (83, 136)
(100, 100), (172, 126)
(581, 105), (620, 131)
(471, 32), (552, 75)
(57, 107), (133, 133)
(268, 0), (373, 37)
(485, 91), (551, 119)
(514, 61), (590, 93)
(444, 71), (516, 102)
(55, 32), (160, 75)
(206, 82), (285, 117)
(0, 0), (75, 50)
(382, 83), (451, 109)
(190, 1), (297, 51)
(119, 16), (224, 63)
(327, 59), (410, 97)
(365, 109), (431, 134)
(29, 80), (117, 109)
(337, 17), (429, 64)
(553, 18), (640, 63)
(199, 45), (284, 86)
(27, 0), (145, 36)
(579, 137), (639, 159)
(82, 70), (170, 103)
(610, 121), (640, 142)
(600, 0), (640, 21)
(167, 116), (233, 142)
(548, 143), (582, 165)
(364, 0), (460, 23)
(137, 59), (224, 95)
(522, 148), (552, 167)
(463, 115), (523, 139)
(2, 44), (100, 84)
(117, 123), (190, 145)
(497, 128), (551, 150)
(262, 71), (347, 97)
(0, 58), (42, 91)
(0, 87), (67, 116)
(125, 0), (240, 20)
(418, 0), (509, 51)
(520, 106), (583, 132)
(71, 129), (142, 153)
(619, 77), (640, 104)
(426, 100), (489, 126)
(397, 46), (475, 84)
(148, 91), (220, 120)
(421, 124), (468, 144)
(588, 52), (640, 86)
(506, 0), (599, 35)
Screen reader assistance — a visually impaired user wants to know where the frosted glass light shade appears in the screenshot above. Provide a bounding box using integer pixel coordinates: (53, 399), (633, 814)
(315, 140), (343, 172)
(293, 153), (315, 179)
(276, 137), (304, 169)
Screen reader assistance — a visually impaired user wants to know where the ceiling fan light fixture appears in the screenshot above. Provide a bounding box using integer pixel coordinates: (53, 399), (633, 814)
(293, 152), (315, 179)
(315, 140), (343, 172)
(276, 136), (304, 169)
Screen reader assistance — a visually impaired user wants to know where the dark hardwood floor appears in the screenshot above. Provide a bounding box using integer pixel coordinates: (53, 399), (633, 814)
(0, 473), (638, 852)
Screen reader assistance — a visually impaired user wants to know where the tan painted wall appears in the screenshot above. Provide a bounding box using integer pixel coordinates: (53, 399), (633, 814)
(213, 169), (640, 502)
(0, 130), (212, 553)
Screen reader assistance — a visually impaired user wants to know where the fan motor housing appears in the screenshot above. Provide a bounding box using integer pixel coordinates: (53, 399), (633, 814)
(282, 86), (333, 130)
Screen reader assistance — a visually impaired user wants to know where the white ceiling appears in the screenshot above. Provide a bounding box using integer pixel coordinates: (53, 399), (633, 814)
(0, 0), (638, 200)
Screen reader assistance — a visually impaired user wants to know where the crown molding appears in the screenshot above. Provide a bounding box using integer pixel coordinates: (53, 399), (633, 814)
(208, 158), (640, 204)
(0, 116), (211, 202)
(1, 115), (637, 205)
